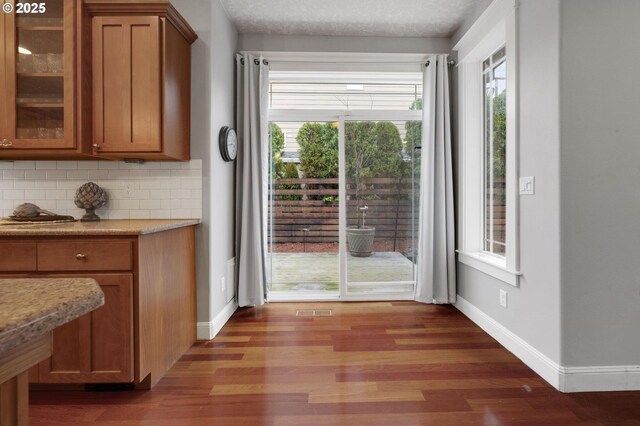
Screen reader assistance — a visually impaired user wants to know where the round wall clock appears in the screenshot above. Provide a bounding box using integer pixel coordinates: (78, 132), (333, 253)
(219, 127), (237, 161)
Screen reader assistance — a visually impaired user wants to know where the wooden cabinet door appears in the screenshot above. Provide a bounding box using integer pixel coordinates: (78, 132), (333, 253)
(0, 0), (76, 152)
(92, 16), (161, 154)
(38, 274), (133, 383)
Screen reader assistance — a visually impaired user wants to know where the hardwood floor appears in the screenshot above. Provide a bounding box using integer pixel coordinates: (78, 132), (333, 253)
(29, 302), (640, 425)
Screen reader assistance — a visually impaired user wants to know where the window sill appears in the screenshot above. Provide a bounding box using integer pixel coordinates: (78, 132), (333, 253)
(457, 251), (520, 287)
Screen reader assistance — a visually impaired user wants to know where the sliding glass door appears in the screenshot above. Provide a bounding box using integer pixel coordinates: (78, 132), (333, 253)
(266, 70), (422, 300)
(267, 121), (340, 298)
(267, 115), (420, 300)
(343, 120), (420, 296)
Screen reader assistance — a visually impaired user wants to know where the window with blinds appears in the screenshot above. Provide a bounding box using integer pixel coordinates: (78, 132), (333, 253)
(269, 72), (422, 111)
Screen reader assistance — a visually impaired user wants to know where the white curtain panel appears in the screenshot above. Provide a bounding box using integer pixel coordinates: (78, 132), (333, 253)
(415, 54), (456, 304)
(235, 54), (269, 307)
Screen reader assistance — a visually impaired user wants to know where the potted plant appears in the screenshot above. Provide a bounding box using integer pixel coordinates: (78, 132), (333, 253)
(347, 205), (375, 257)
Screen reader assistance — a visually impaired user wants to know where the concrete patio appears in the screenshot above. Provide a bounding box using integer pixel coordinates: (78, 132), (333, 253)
(267, 251), (415, 293)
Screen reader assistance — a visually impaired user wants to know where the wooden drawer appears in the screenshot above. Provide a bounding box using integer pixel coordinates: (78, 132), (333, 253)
(37, 240), (133, 272)
(0, 242), (37, 272)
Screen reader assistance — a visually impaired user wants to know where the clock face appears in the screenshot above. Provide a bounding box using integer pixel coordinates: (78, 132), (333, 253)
(226, 129), (237, 160)
(219, 127), (237, 161)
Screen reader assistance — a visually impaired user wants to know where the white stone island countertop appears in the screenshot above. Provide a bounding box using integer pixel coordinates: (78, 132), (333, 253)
(0, 278), (104, 353)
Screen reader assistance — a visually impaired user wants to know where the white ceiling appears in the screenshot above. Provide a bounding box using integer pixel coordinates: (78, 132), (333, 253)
(219, 0), (481, 38)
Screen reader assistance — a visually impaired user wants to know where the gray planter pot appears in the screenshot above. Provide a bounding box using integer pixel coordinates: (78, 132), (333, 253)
(347, 226), (375, 257)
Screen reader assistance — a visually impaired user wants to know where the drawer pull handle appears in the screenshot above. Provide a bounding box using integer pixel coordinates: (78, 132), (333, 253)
(76, 253), (87, 260)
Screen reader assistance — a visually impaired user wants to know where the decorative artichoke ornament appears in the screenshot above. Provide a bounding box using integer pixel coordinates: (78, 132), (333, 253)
(74, 182), (108, 222)
(13, 203), (57, 218)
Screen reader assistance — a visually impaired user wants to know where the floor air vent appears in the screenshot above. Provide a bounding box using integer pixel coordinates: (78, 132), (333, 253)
(296, 309), (333, 317)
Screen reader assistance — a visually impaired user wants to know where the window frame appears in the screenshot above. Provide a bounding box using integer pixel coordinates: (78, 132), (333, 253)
(454, 0), (521, 287)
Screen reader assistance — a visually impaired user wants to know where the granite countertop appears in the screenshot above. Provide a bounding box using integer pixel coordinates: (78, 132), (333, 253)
(0, 278), (104, 353)
(0, 219), (200, 236)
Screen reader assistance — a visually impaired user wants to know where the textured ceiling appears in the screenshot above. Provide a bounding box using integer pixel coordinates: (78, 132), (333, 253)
(220, 0), (481, 37)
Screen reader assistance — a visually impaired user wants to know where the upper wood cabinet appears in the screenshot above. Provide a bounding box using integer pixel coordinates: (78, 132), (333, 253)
(0, 0), (196, 161)
(86, 1), (196, 160)
(0, 0), (84, 159)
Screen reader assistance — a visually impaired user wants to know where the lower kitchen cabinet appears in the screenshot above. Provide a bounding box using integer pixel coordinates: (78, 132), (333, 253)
(37, 274), (133, 383)
(0, 224), (196, 388)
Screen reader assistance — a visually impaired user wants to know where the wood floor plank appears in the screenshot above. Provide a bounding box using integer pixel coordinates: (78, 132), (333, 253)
(210, 335), (252, 342)
(336, 367), (538, 382)
(394, 336), (497, 344)
(274, 413), (468, 426)
(209, 381), (378, 397)
(376, 377), (548, 392)
(180, 353), (244, 361)
(29, 302), (640, 425)
(466, 397), (536, 412)
(386, 327), (485, 334)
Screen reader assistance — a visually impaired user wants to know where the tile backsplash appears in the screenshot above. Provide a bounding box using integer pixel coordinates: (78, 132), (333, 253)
(0, 160), (202, 220)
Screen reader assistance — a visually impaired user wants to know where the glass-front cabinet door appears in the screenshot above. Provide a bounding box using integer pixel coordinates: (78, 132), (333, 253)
(1, 0), (75, 150)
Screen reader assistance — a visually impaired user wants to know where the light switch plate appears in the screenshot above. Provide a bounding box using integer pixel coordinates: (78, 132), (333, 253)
(519, 176), (535, 195)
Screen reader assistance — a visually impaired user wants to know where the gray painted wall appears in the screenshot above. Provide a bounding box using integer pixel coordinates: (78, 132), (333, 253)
(455, 0), (562, 364)
(171, 0), (238, 324)
(458, 0), (640, 371)
(239, 33), (450, 53)
(560, 0), (640, 366)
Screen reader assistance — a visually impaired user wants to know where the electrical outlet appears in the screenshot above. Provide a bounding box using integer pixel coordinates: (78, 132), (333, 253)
(499, 290), (508, 308)
(122, 182), (134, 198)
(220, 277), (226, 293)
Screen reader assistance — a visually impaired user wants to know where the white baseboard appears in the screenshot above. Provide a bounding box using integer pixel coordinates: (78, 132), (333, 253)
(454, 295), (640, 392)
(454, 295), (562, 389)
(559, 365), (640, 392)
(196, 299), (238, 340)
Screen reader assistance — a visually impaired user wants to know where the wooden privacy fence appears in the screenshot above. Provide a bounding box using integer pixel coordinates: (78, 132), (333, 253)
(268, 177), (420, 245)
(268, 177), (507, 250)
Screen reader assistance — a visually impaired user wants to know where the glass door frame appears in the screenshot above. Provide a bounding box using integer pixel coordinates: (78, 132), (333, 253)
(3, 0), (76, 149)
(268, 109), (422, 302)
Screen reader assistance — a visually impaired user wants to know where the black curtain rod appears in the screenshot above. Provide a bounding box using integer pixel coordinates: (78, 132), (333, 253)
(425, 59), (456, 67)
(239, 58), (269, 66)
(241, 57), (453, 67)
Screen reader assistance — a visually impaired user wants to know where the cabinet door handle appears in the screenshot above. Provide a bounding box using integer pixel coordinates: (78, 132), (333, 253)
(0, 139), (12, 147)
(76, 253), (87, 260)
(92, 144), (100, 151)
